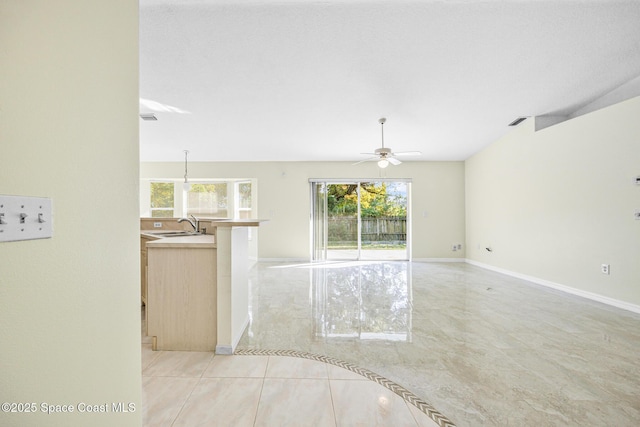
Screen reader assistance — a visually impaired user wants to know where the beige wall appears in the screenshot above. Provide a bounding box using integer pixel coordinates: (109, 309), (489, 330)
(0, 2), (141, 426)
(466, 97), (640, 307)
(140, 161), (466, 260)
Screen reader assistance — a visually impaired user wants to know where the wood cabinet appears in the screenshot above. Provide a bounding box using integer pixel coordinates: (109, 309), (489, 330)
(140, 235), (159, 306)
(147, 242), (217, 351)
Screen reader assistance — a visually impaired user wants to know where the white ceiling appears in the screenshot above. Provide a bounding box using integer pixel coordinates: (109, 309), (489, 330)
(139, 0), (640, 162)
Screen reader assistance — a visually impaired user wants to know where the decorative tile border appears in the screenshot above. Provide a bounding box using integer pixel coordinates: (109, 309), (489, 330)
(235, 348), (456, 427)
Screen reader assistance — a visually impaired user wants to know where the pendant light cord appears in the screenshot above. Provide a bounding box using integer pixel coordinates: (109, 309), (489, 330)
(184, 150), (189, 183)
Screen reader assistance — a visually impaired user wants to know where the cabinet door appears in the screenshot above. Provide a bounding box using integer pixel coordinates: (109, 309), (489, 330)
(140, 236), (152, 306)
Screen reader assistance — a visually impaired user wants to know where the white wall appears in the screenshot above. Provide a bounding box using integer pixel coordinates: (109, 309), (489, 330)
(466, 96), (640, 307)
(141, 161), (466, 260)
(0, 2), (141, 426)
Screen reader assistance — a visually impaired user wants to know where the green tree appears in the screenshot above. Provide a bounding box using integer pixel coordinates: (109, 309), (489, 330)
(327, 182), (406, 218)
(150, 182), (174, 217)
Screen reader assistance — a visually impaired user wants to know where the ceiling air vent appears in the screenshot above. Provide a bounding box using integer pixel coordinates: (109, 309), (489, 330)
(140, 113), (157, 121)
(508, 117), (527, 126)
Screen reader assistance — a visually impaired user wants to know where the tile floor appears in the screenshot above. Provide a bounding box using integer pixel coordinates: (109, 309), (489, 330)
(143, 261), (640, 427)
(237, 261), (640, 427)
(142, 346), (440, 426)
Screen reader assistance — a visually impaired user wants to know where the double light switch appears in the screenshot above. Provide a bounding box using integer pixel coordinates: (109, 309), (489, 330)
(0, 195), (53, 242)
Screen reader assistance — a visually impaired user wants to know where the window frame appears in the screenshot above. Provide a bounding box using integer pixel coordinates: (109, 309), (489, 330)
(142, 178), (256, 219)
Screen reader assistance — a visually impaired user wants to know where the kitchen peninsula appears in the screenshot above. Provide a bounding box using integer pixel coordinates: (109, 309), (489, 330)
(142, 219), (264, 354)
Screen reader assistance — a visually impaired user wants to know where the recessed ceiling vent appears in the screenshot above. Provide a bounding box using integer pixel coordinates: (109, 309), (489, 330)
(508, 117), (527, 126)
(140, 113), (157, 121)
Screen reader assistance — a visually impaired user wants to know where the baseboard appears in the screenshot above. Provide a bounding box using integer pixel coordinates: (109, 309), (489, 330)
(259, 257), (469, 263)
(215, 316), (252, 355)
(215, 345), (233, 355)
(465, 259), (640, 315)
(232, 316), (250, 353)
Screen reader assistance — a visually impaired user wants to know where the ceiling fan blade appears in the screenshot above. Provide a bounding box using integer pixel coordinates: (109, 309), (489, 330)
(352, 157), (379, 165)
(393, 151), (422, 156)
(388, 157), (402, 165)
(356, 118), (419, 166)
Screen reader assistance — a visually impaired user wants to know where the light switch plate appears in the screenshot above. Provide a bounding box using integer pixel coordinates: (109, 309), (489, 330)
(0, 195), (53, 242)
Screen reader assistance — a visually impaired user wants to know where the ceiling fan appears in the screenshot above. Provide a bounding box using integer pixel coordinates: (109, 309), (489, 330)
(354, 118), (421, 168)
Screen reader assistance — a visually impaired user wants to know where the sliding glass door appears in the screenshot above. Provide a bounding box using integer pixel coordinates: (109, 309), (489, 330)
(359, 181), (408, 260)
(311, 182), (359, 260)
(312, 182), (328, 261)
(311, 180), (410, 261)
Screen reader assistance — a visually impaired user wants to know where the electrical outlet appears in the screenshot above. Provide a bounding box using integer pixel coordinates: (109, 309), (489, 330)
(457, 244), (462, 250)
(635, 210), (640, 220)
(452, 245), (457, 251)
(154, 222), (162, 228)
(601, 264), (610, 275)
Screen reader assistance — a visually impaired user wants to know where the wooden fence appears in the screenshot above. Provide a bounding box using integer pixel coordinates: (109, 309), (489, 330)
(328, 216), (406, 243)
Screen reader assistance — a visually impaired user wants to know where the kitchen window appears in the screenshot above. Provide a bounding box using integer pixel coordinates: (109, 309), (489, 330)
(186, 183), (228, 218)
(150, 182), (175, 217)
(142, 179), (255, 219)
(236, 181), (252, 219)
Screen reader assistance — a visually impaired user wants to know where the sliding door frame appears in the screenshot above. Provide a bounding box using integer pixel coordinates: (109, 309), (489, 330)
(310, 178), (412, 261)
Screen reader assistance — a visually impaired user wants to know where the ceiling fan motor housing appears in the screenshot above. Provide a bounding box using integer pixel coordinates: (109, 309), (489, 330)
(375, 147), (392, 156)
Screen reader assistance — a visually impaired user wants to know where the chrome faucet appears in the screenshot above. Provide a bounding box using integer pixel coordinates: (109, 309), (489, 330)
(177, 215), (199, 232)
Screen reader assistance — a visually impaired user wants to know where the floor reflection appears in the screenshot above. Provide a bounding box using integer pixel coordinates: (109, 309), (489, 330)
(311, 262), (412, 342)
(239, 261), (640, 427)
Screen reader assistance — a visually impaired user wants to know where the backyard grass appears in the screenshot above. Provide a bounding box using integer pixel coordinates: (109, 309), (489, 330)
(328, 243), (407, 250)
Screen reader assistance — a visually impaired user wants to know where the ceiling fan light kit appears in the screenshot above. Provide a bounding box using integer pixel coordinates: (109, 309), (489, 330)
(377, 159), (389, 168)
(354, 117), (421, 168)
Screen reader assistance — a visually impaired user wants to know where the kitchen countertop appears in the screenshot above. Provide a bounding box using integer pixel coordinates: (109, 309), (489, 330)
(142, 232), (216, 249)
(141, 219), (266, 248)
